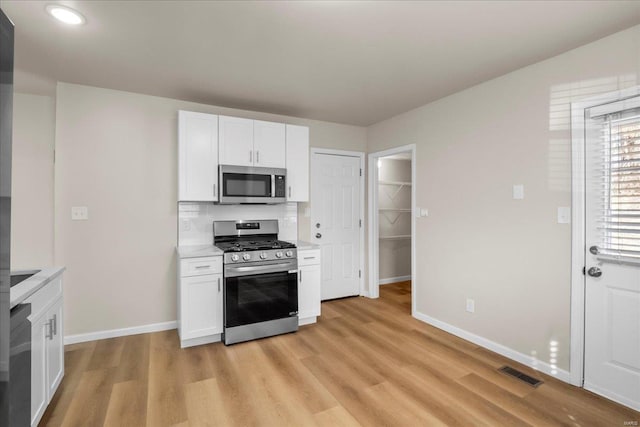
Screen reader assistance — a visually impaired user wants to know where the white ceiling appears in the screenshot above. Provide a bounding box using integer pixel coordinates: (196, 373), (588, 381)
(3, 1), (640, 126)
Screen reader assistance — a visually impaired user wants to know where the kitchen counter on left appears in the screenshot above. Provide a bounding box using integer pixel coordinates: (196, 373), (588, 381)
(176, 244), (224, 259)
(10, 267), (66, 309)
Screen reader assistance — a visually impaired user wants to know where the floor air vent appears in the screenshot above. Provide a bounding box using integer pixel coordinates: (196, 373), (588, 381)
(498, 366), (543, 388)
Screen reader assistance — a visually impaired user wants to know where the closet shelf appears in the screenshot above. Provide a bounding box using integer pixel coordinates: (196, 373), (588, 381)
(379, 208), (412, 212)
(379, 181), (412, 186)
(380, 235), (411, 240)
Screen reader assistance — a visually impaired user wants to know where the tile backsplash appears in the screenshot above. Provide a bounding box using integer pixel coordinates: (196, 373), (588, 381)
(178, 202), (298, 246)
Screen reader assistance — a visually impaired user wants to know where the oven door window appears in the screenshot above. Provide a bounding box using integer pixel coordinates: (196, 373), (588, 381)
(225, 271), (298, 327)
(223, 173), (272, 198)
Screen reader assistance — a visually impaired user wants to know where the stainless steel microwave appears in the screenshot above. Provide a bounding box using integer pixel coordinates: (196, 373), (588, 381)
(218, 165), (287, 204)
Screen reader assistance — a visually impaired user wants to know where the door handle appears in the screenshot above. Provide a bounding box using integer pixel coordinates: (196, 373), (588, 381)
(213, 184), (216, 197)
(316, 233), (322, 239)
(589, 245), (599, 255)
(299, 269), (302, 283)
(288, 186), (291, 198)
(52, 314), (57, 336)
(587, 267), (602, 278)
(256, 151), (260, 164)
(218, 277), (221, 292)
(249, 150), (253, 163)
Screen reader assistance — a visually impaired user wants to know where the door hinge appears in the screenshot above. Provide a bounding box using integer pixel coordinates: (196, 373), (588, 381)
(359, 270), (361, 278)
(582, 266), (586, 276)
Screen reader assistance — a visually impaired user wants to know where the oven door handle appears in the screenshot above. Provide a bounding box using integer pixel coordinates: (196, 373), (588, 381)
(225, 262), (297, 277)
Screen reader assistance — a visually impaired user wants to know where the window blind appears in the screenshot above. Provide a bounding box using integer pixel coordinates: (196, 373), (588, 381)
(596, 107), (640, 262)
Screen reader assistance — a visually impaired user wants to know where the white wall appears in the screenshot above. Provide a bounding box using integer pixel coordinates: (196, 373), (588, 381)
(367, 25), (640, 372)
(11, 93), (55, 269)
(53, 82), (366, 336)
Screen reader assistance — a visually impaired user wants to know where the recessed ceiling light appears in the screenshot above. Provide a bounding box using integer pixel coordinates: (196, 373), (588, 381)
(46, 4), (85, 25)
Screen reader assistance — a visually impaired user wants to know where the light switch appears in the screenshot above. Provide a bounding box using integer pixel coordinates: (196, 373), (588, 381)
(513, 185), (524, 200)
(71, 206), (88, 220)
(558, 207), (571, 224)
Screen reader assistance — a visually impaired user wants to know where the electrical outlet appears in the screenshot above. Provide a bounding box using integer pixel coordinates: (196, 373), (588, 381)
(513, 185), (524, 200)
(466, 298), (475, 313)
(71, 206), (88, 221)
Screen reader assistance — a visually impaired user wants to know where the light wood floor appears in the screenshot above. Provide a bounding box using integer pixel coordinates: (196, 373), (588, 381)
(41, 281), (639, 426)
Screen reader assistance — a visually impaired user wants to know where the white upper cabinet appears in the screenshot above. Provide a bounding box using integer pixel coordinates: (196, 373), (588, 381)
(219, 116), (286, 168)
(285, 124), (310, 202)
(219, 115), (254, 167)
(178, 111), (219, 201)
(253, 120), (286, 168)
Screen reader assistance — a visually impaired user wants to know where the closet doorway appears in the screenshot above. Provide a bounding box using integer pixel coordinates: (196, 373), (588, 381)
(367, 144), (416, 315)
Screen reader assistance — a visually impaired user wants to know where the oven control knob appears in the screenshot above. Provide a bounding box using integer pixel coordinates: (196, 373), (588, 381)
(231, 254), (239, 262)
(275, 251), (283, 258)
(285, 250), (293, 257)
(260, 252), (268, 259)
(242, 253), (251, 261)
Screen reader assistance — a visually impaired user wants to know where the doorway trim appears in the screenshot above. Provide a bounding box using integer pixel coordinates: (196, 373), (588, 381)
(570, 85), (640, 387)
(309, 147), (366, 296)
(367, 144), (416, 314)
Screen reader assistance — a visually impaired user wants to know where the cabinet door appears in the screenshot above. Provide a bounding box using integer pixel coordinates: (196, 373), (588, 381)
(299, 264), (321, 319)
(254, 120), (286, 168)
(285, 125), (309, 202)
(178, 111), (219, 201)
(30, 315), (48, 427)
(46, 298), (64, 400)
(181, 274), (223, 341)
(219, 116), (254, 167)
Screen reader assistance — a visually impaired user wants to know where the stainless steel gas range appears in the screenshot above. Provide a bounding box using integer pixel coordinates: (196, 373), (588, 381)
(213, 219), (298, 345)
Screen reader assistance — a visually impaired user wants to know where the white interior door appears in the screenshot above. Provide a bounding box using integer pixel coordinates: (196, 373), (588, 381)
(584, 99), (640, 411)
(311, 152), (361, 300)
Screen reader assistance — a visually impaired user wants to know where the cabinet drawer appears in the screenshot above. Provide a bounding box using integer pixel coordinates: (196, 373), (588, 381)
(298, 249), (321, 266)
(25, 277), (62, 319)
(180, 257), (222, 277)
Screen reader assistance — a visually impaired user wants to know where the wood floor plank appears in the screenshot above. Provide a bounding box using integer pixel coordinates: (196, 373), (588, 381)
(60, 367), (116, 427)
(313, 406), (362, 427)
(103, 380), (147, 427)
(183, 378), (229, 427)
(43, 281), (639, 426)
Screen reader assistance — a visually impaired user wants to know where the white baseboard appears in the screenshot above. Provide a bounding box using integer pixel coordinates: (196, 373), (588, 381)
(413, 311), (572, 384)
(299, 316), (317, 326)
(379, 275), (412, 285)
(64, 320), (178, 345)
(584, 381), (640, 412)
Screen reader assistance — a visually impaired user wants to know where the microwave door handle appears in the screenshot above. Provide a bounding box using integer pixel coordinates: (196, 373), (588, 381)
(271, 175), (275, 197)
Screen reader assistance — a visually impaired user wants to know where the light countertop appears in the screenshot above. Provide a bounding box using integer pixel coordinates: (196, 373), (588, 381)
(10, 267), (66, 309)
(286, 240), (320, 251)
(176, 245), (224, 259)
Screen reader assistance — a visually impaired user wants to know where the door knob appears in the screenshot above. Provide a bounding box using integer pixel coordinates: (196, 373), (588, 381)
(316, 223), (321, 228)
(587, 267), (602, 278)
(589, 245), (599, 255)
(315, 233), (322, 239)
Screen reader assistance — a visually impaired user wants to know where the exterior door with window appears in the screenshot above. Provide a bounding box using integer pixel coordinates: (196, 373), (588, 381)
(310, 152), (361, 300)
(584, 96), (640, 411)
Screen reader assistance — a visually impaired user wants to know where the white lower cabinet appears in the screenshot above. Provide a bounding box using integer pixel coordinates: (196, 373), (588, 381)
(178, 256), (223, 348)
(298, 249), (321, 325)
(26, 276), (64, 427)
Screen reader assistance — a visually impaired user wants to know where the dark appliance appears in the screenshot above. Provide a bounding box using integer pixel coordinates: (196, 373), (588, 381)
(9, 304), (30, 427)
(214, 220), (298, 344)
(0, 7), (14, 426)
(218, 165), (286, 204)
